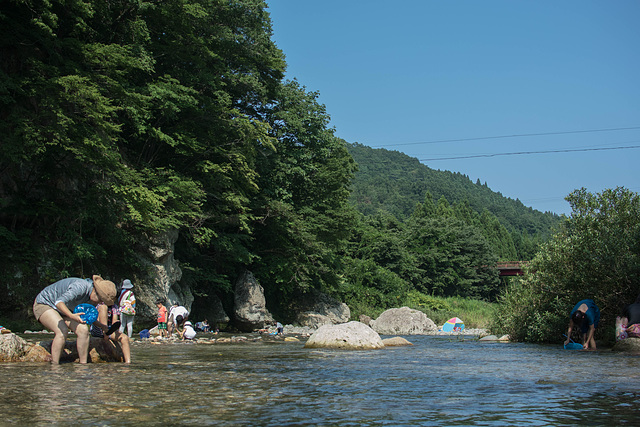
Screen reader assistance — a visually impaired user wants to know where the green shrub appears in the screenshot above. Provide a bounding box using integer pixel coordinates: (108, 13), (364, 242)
(404, 291), (452, 312)
(491, 188), (640, 343)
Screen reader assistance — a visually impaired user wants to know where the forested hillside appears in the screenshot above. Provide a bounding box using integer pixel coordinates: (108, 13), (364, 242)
(347, 143), (562, 260)
(348, 143), (561, 236)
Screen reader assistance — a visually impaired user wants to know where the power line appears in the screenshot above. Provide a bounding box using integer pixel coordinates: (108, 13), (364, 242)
(419, 145), (640, 162)
(371, 126), (640, 148)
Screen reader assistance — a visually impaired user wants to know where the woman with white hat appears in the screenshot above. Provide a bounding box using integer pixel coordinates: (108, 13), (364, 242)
(118, 279), (136, 338)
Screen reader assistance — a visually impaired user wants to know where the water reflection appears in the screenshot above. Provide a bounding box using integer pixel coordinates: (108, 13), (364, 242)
(1, 336), (639, 425)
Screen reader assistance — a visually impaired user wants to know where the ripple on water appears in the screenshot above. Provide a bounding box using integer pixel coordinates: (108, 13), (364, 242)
(2, 336), (640, 425)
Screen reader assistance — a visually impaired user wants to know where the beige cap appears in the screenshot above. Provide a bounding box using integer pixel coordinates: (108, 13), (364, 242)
(92, 275), (116, 306)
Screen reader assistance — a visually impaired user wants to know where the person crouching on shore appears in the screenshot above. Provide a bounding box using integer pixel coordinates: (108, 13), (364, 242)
(32, 275), (116, 364)
(564, 299), (600, 350)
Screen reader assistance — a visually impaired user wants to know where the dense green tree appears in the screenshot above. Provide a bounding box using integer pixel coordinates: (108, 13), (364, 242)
(347, 213), (420, 285)
(229, 80), (358, 315)
(405, 204), (500, 300)
(0, 0), (180, 309)
(0, 0), (313, 316)
(139, 0), (288, 295)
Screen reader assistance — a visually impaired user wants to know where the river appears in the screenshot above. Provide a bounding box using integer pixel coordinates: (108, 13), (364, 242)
(1, 334), (639, 426)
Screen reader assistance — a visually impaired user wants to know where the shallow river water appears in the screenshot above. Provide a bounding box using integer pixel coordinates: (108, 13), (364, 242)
(1, 334), (640, 426)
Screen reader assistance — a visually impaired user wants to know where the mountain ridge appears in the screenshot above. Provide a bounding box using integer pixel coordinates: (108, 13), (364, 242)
(347, 142), (561, 238)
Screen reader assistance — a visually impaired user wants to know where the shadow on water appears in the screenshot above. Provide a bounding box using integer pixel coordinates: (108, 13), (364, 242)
(1, 335), (640, 426)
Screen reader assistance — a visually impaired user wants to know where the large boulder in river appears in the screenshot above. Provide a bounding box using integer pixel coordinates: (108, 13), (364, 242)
(233, 270), (273, 331)
(370, 307), (438, 335)
(359, 314), (372, 326)
(612, 337), (640, 352)
(295, 289), (351, 328)
(0, 333), (33, 362)
(0, 334), (125, 363)
(304, 321), (384, 350)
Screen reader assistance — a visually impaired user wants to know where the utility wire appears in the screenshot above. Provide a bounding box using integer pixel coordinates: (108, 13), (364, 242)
(372, 126), (640, 148)
(419, 145), (640, 162)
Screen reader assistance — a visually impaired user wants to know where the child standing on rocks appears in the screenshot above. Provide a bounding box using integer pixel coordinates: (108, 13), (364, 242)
(156, 300), (168, 338)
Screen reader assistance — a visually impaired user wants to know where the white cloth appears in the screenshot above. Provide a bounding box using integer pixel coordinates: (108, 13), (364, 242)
(168, 306), (189, 323)
(183, 321), (196, 339)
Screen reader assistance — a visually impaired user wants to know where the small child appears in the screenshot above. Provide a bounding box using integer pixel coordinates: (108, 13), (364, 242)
(156, 300), (168, 338)
(181, 320), (196, 340)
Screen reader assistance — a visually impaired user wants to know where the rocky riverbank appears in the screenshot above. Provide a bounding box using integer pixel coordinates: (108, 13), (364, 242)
(3, 306), (496, 362)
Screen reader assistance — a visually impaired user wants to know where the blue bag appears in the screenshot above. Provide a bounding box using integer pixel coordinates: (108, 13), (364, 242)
(73, 303), (98, 324)
(139, 329), (150, 339)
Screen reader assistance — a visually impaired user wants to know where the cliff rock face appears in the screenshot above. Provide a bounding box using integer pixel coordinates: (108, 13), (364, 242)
(295, 289), (351, 328)
(233, 270), (273, 331)
(136, 228), (192, 321)
(192, 293), (230, 328)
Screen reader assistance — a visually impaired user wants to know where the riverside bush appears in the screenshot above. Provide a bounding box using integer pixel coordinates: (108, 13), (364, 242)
(491, 187), (640, 344)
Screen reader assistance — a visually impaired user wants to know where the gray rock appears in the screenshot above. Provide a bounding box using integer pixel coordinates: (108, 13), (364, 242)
(38, 337), (126, 363)
(295, 289), (350, 328)
(233, 270), (273, 331)
(612, 337), (640, 352)
(0, 333), (32, 362)
(136, 228), (192, 321)
(370, 307), (438, 335)
(359, 314), (372, 326)
(304, 321), (384, 350)
(194, 294), (229, 326)
(283, 325), (315, 336)
(382, 336), (413, 347)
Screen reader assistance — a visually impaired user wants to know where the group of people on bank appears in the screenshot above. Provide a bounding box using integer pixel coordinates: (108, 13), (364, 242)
(31, 275), (640, 364)
(155, 300), (201, 340)
(562, 296), (640, 350)
(32, 275), (217, 364)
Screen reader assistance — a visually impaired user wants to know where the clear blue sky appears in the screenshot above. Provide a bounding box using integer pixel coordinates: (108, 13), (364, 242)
(265, 1), (640, 215)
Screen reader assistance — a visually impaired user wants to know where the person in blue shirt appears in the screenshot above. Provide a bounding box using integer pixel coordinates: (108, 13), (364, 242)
(33, 275), (116, 364)
(564, 299), (600, 350)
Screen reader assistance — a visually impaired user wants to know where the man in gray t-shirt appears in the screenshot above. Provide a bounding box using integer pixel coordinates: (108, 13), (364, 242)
(33, 275), (116, 364)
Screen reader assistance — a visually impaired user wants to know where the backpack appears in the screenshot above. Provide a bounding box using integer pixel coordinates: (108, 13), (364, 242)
(119, 290), (136, 316)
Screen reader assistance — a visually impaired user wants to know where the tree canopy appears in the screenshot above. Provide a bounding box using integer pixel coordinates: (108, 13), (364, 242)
(0, 0), (355, 317)
(1, 0), (562, 324)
